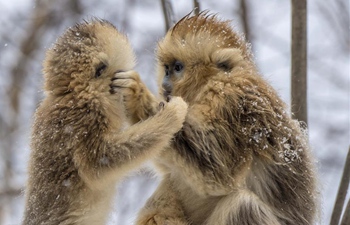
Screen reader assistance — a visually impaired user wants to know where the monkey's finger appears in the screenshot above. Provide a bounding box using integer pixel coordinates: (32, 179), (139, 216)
(112, 70), (140, 81)
(158, 102), (165, 111)
(109, 87), (124, 95)
(110, 80), (134, 90)
(109, 88), (116, 94)
(111, 79), (138, 91)
(110, 84), (135, 95)
(111, 79), (133, 86)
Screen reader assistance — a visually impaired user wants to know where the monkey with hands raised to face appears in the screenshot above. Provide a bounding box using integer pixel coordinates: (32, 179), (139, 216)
(115, 13), (318, 225)
(22, 20), (188, 225)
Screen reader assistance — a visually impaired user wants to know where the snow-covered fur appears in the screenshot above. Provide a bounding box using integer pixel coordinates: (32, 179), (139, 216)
(118, 13), (318, 225)
(22, 19), (187, 225)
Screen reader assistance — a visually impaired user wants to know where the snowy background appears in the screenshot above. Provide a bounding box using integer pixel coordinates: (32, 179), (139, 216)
(0, 0), (349, 224)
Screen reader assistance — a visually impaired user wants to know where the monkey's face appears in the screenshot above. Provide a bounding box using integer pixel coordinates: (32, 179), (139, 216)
(43, 20), (135, 97)
(157, 14), (252, 104)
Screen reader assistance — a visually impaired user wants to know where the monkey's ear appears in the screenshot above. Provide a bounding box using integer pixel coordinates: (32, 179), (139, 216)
(211, 48), (243, 72)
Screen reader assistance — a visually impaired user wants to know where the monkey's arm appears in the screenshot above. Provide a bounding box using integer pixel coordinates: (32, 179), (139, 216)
(112, 71), (159, 123)
(136, 174), (189, 225)
(172, 98), (249, 194)
(74, 97), (187, 187)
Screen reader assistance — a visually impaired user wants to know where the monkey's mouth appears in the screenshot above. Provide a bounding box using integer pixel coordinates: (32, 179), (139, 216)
(163, 90), (171, 101)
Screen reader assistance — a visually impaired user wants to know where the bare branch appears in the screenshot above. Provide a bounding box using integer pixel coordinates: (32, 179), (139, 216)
(3, 0), (53, 200)
(316, 0), (350, 54)
(330, 146), (350, 225)
(121, 0), (136, 31)
(0, 1), (83, 223)
(193, 0), (200, 15)
(8, 4), (49, 116)
(0, 188), (22, 198)
(70, 0), (82, 14)
(341, 198), (350, 225)
(239, 0), (251, 43)
(291, 0), (308, 124)
(160, 0), (175, 32)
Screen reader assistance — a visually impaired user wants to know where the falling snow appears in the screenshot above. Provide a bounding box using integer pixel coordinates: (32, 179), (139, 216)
(0, 1), (347, 224)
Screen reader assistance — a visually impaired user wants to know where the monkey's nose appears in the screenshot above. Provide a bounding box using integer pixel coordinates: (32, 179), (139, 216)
(162, 80), (172, 100)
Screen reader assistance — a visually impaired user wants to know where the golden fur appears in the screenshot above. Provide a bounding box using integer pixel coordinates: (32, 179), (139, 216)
(22, 19), (188, 225)
(118, 13), (318, 225)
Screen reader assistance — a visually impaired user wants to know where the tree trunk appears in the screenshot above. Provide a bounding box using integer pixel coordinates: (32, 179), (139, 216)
(291, 0), (307, 124)
(330, 146), (350, 225)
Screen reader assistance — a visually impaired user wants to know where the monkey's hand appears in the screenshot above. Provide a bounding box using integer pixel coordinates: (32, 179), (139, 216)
(111, 70), (158, 123)
(159, 96), (188, 132)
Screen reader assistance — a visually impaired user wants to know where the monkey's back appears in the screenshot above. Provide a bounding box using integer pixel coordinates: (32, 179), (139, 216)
(23, 96), (115, 225)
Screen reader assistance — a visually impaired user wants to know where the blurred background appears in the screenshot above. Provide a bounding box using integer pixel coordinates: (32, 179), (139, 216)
(0, 0), (348, 224)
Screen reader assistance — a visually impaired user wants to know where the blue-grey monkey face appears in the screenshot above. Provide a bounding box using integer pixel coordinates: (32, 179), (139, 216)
(162, 60), (184, 99)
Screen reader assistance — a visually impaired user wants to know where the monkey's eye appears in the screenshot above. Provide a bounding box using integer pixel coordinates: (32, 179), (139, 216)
(217, 61), (232, 72)
(174, 61), (184, 73)
(95, 63), (107, 78)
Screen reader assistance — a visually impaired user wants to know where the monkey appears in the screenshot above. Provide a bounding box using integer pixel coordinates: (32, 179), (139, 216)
(114, 12), (318, 225)
(22, 19), (188, 225)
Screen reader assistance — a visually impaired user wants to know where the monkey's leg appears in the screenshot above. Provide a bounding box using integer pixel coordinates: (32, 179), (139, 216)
(204, 189), (281, 225)
(74, 97), (187, 188)
(112, 71), (159, 123)
(136, 175), (190, 225)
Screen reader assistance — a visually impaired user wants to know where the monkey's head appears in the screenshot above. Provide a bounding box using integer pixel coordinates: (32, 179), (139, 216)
(43, 19), (135, 96)
(157, 12), (254, 103)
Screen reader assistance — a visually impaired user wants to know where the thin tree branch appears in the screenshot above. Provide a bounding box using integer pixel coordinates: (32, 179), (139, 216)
(291, 0), (308, 124)
(160, 0), (175, 32)
(0, 188), (22, 198)
(121, 0), (135, 31)
(316, 0), (350, 53)
(2, 3), (50, 213)
(8, 4), (50, 117)
(0, 1), (83, 224)
(330, 146), (350, 225)
(340, 198), (350, 225)
(193, 0), (200, 15)
(239, 0), (251, 43)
